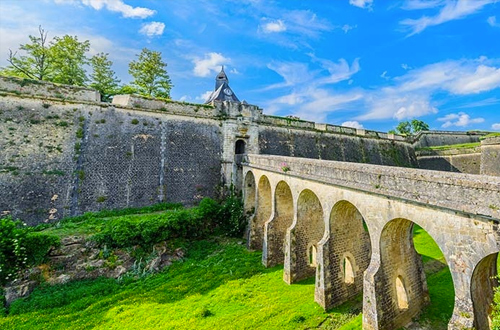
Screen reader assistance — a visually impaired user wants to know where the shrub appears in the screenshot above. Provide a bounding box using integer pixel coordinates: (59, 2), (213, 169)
(91, 196), (246, 249)
(24, 232), (60, 265)
(0, 217), (60, 285)
(492, 283), (500, 329)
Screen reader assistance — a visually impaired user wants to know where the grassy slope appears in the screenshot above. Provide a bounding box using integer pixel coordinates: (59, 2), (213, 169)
(0, 224), (453, 330)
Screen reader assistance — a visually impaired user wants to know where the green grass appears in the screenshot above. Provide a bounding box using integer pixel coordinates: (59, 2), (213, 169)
(0, 238), (361, 330)
(416, 142), (481, 152)
(0, 219), (454, 330)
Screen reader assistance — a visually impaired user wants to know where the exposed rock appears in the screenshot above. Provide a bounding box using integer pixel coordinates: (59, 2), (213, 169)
(4, 280), (37, 306)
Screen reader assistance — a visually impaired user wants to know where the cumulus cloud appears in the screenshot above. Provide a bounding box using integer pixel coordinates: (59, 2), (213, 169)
(400, 0), (495, 36)
(492, 123), (500, 130)
(192, 52), (230, 77)
(349, 0), (373, 10)
(341, 121), (364, 129)
(55, 0), (156, 18)
(139, 22), (165, 36)
(260, 19), (286, 33)
(358, 57), (500, 121)
(437, 112), (484, 128)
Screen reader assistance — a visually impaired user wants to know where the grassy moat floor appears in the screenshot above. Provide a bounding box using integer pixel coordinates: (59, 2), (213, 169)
(0, 224), (453, 330)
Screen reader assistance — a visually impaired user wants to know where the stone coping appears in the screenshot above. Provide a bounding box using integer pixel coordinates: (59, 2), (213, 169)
(244, 154), (500, 220)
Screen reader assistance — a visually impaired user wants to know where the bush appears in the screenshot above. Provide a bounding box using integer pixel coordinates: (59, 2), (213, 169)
(492, 283), (500, 329)
(92, 196), (246, 248)
(0, 217), (27, 285)
(0, 217), (60, 285)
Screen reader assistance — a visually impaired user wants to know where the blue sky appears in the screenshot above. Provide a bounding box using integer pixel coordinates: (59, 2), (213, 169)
(1, 0), (499, 132)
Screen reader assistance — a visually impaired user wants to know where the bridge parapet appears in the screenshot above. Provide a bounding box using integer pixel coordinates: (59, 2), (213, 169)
(244, 154), (500, 220)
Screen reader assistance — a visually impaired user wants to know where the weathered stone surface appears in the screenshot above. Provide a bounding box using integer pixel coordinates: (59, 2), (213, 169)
(243, 159), (500, 330)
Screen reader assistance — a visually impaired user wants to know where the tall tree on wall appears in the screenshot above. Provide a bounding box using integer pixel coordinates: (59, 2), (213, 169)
(389, 119), (430, 135)
(49, 35), (90, 86)
(128, 48), (172, 99)
(90, 52), (120, 101)
(1, 26), (52, 80)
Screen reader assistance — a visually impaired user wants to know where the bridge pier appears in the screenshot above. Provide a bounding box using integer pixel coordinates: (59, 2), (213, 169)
(283, 189), (325, 284)
(315, 201), (371, 310)
(248, 175), (272, 250)
(262, 181), (294, 267)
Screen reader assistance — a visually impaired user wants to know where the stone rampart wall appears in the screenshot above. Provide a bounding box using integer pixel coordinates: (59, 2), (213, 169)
(412, 130), (485, 148)
(0, 93), (223, 225)
(0, 76), (100, 102)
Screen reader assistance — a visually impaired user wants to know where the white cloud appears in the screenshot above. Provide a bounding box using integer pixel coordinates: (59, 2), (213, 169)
(55, 0), (155, 18)
(358, 57), (500, 121)
(349, 0), (373, 10)
(401, 63), (411, 70)
(492, 123), (500, 130)
(230, 68), (240, 74)
(437, 112), (484, 128)
(197, 90), (213, 102)
(139, 22), (165, 36)
(341, 121), (364, 129)
(342, 24), (357, 33)
(380, 71), (389, 80)
(400, 0), (445, 10)
(192, 53), (230, 77)
(488, 16), (500, 27)
(260, 19), (286, 33)
(400, 0), (495, 36)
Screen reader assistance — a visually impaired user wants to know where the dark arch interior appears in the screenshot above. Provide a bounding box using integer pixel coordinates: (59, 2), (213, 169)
(235, 140), (246, 154)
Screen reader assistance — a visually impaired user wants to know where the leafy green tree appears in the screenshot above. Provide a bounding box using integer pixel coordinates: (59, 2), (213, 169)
(128, 48), (172, 98)
(1, 26), (51, 80)
(90, 53), (120, 102)
(390, 120), (430, 135)
(49, 35), (90, 86)
(396, 121), (412, 135)
(411, 119), (430, 133)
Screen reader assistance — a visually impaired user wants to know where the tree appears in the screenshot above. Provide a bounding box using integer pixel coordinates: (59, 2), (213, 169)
(90, 53), (120, 102)
(128, 48), (172, 98)
(390, 120), (430, 135)
(2, 26), (51, 80)
(410, 119), (430, 133)
(49, 35), (90, 86)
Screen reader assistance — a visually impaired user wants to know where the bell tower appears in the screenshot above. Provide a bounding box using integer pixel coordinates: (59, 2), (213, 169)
(205, 66), (240, 103)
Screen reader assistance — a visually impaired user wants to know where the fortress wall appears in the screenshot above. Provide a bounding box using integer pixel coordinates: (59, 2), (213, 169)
(0, 76), (100, 102)
(0, 93), (223, 225)
(417, 147), (481, 174)
(257, 126), (418, 168)
(412, 131), (484, 148)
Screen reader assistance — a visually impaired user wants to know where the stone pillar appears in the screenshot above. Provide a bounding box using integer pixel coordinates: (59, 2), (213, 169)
(480, 135), (500, 176)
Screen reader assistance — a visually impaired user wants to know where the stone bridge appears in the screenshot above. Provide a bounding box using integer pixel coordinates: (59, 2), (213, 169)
(241, 154), (500, 330)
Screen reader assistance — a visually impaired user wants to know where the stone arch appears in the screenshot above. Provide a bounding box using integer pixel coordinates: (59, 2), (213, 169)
(235, 139), (246, 154)
(249, 175), (272, 250)
(315, 200), (371, 309)
(243, 171), (256, 215)
(375, 218), (434, 329)
(284, 189), (324, 283)
(471, 252), (499, 330)
(262, 180), (294, 267)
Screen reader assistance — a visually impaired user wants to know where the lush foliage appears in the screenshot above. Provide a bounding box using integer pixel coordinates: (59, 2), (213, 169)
(389, 119), (430, 135)
(129, 48), (172, 99)
(49, 35), (90, 86)
(89, 52), (120, 101)
(0, 217), (60, 285)
(2, 28), (89, 86)
(92, 197), (245, 248)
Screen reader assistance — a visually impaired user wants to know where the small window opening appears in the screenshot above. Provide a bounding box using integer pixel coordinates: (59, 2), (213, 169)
(235, 140), (246, 154)
(396, 276), (409, 310)
(308, 245), (317, 267)
(343, 257), (355, 284)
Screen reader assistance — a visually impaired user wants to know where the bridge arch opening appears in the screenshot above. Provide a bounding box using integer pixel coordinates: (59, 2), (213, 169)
(317, 200), (371, 309)
(249, 175), (272, 250)
(376, 219), (454, 329)
(471, 252), (499, 330)
(263, 180), (294, 267)
(243, 171), (256, 216)
(291, 189), (325, 282)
